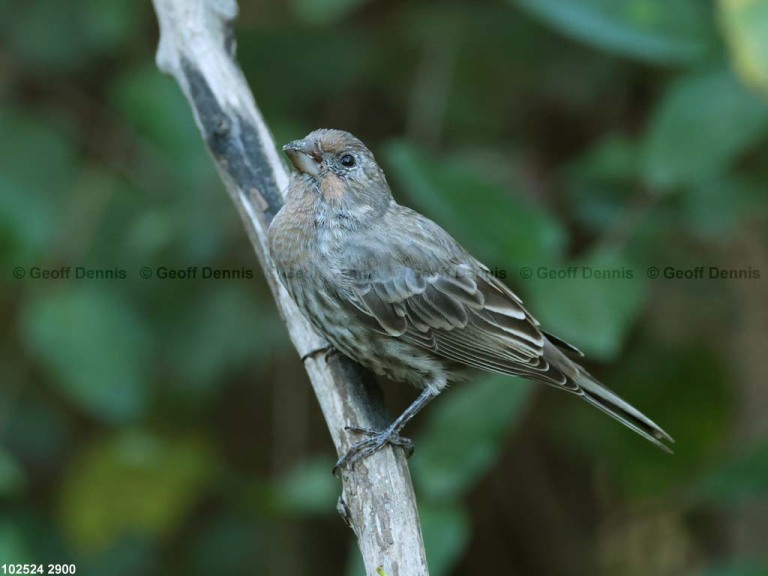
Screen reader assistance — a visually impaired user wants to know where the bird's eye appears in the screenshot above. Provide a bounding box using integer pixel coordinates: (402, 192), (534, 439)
(339, 154), (356, 168)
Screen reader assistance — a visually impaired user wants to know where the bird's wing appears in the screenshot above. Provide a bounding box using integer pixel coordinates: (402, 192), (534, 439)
(339, 208), (674, 452)
(344, 261), (575, 389)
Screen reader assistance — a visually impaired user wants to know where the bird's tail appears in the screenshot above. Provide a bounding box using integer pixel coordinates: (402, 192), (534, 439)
(543, 338), (674, 452)
(575, 368), (674, 453)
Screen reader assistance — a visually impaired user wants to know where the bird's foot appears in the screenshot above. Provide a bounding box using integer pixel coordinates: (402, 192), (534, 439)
(333, 425), (414, 476)
(301, 344), (338, 363)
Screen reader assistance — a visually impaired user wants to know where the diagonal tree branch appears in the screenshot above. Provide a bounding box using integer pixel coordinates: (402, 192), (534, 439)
(150, 1), (429, 574)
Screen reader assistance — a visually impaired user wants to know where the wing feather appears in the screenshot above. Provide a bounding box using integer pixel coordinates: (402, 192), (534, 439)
(348, 264), (564, 381)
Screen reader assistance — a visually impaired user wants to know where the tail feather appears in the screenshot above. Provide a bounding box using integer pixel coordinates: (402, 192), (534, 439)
(576, 370), (674, 453)
(543, 338), (674, 452)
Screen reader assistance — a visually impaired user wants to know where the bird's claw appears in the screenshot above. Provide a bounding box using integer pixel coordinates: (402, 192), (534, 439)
(332, 425), (414, 476)
(345, 426), (415, 454)
(301, 344), (338, 363)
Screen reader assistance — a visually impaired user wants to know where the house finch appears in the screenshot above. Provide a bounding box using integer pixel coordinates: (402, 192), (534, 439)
(268, 129), (673, 470)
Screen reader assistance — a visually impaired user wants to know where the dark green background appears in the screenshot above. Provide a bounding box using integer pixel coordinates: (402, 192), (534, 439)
(1, 0), (767, 574)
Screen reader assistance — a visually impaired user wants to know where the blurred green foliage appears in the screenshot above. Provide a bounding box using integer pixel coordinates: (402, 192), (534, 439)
(643, 68), (768, 188)
(1, 0), (768, 575)
(513, 0), (716, 64)
(412, 375), (532, 502)
(719, 0), (768, 97)
(385, 142), (566, 267)
(59, 432), (216, 553)
(22, 287), (152, 423)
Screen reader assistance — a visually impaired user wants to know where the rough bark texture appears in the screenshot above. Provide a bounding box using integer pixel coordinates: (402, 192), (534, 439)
(151, 1), (429, 574)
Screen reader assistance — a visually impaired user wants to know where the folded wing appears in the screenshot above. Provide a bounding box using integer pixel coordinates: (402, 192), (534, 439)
(345, 262), (576, 389)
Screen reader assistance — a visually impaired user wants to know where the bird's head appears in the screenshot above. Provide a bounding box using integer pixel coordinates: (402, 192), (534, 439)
(283, 129), (391, 213)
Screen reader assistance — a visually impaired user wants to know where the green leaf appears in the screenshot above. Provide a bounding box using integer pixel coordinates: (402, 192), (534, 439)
(694, 443), (768, 505)
(0, 521), (32, 564)
(421, 503), (471, 576)
(4, 0), (142, 74)
(81, 0), (144, 55)
(572, 134), (641, 182)
(0, 112), (76, 263)
(189, 515), (266, 576)
(565, 134), (640, 231)
(77, 537), (159, 576)
(6, 0), (92, 73)
(59, 432), (215, 553)
(412, 374), (532, 501)
(524, 248), (647, 360)
(290, 0), (374, 25)
(383, 141), (566, 268)
(680, 177), (760, 240)
(0, 399), (71, 474)
(719, 0), (768, 98)
(643, 68), (768, 189)
(167, 285), (287, 396)
(21, 287), (152, 423)
(109, 66), (215, 188)
(269, 457), (338, 516)
(512, 0), (713, 65)
(0, 448), (25, 496)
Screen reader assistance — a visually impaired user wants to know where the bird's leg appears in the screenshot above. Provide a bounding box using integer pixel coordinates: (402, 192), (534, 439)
(333, 386), (440, 474)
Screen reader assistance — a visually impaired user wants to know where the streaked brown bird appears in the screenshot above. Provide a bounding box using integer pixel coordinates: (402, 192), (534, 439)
(268, 129), (673, 470)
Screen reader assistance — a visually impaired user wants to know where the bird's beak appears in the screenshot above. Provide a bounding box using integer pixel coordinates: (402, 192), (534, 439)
(283, 139), (322, 177)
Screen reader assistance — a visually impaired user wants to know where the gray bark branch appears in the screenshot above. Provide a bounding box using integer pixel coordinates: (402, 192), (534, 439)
(150, 1), (429, 575)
